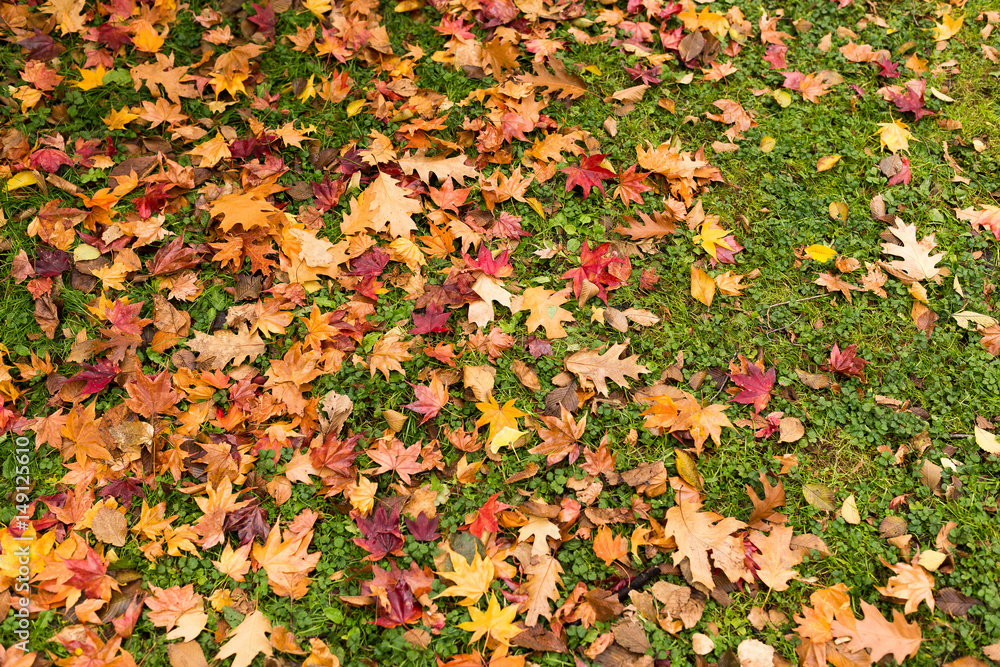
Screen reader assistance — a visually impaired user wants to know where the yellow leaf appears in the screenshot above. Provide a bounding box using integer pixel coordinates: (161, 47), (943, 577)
(298, 74), (317, 102)
(932, 12), (963, 41)
(805, 244), (837, 263)
(693, 221), (732, 260)
(773, 89), (792, 107)
(435, 547), (495, 605)
(395, 0), (422, 10)
(526, 197), (545, 219)
(691, 266), (715, 307)
(5, 171), (38, 191)
(346, 99), (366, 116)
(302, 0), (331, 18)
(488, 426), (527, 454)
(975, 427), (1000, 455)
(816, 155), (841, 172)
(74, 66), (107, 91)
(457, 593), (521, 647)
(876, 119), (912, 153)
(348, 476), (377, 515)
(214, 610), (272, 667)
(760, 136), (776, 153)
(583, 64), (602, 75)
(828, 202), (848, 221)
(102, 107), (139, 131)
(904, 53), (928, 74)
(475, 395), (525, 442)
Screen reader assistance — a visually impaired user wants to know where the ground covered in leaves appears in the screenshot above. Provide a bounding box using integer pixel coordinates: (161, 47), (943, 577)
(2, 0), (1000, 665)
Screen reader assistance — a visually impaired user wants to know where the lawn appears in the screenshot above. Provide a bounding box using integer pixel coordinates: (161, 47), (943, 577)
(1, 0), (1000, 665)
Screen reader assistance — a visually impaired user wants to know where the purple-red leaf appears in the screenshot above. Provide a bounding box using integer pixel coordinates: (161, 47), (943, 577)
(405, 512), (441, 542)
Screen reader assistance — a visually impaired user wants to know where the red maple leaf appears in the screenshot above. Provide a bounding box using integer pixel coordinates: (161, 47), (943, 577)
(467, 492), (511, 539)
(763, 44), (787, 70)
(730, 364), (776, 414)
(875, 55), (900, 78)
(403, 377), (449, 424)
(561, 240), (627, 303)
(410, 303), (452, 335)
(612, 165), (653, 206)
(561, 154), (616, 199)
(463, 245), (511, 277)
(822, 343), (870, 382)
(887, 156), (912, 186)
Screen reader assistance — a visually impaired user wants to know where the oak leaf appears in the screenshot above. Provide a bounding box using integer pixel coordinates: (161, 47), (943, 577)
(833, 601), (922, 664)
(187, 325), (266, 370)
(520, 554), (564, 627)
(749, 526), (804, 591)
(564, 340), (649, 396)
(875, 558), (935, 614)
(880, 219), (944, 283)
(522, 58), (587, 99)
(663, 500), (746, 589)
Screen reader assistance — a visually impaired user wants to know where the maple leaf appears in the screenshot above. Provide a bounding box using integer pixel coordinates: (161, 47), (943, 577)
(612, 165), (653, 205)
(890, 79), (933, 120)
(561, 241), (627, 303)
(814, 272), (860, 302)
(823, 343), (869, 381)
(876, 119), (913, 153)
(187, 325), (267, 369)
(833, 601), (922, 663)
(354, 503), (405, 560)
(519, 287), (575, 340)
(468, 493), (511, 539)
(215, 609), (272, 667)
(529, 407), (586, 466)
(210, 193), (284, 233)
(397, 152), (478, 184)
(875, 558), (935, 614)
(663, 500), (747, 589)
(475, 395), (526, 443)
(565, 340), (649, 396)
(404, 376), (449, 425)
(458, 593), (521, 648)
(369, 329), (413, 379)
(145, 585), (207, 642)
(365, 172), (423, 238)
(520, 554), (564, 627)
(880, 219), (944, 283)
(593, 525), (628, 567)
(405, 513), (441, 541)
(367, 439), (423, 484)
(561, 154), (616, 199)
(435, 546), (495, 606)
(729, 364), (776, 414)
(410, 303), (452, 334)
